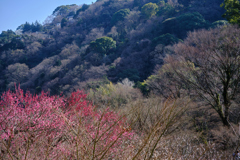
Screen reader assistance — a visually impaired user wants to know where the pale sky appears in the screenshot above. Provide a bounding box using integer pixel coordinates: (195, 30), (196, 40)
(0, 0), (96, 33)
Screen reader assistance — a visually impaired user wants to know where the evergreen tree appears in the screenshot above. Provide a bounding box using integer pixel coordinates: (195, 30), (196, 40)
(141, 3), (158, 18)
(90, 37), (116, 55)
(221, 0), (240, 25)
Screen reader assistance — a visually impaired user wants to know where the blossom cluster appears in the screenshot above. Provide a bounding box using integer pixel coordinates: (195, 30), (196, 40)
(0, 87), (135, 159)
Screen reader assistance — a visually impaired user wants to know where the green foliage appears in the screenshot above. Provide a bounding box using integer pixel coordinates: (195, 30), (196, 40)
(0, 37), (25, 52)
(31, 21), (43, 32)
(17, 22), (31, 32)
(221, 0), (240, 25)
(111, 8), (130, 25)
(8, 38), (25, 49)
(211, 20), (229, 28)
(141, 3), (158, 18)
(152, 33), (181, 47)
(0, 0), (227, 99)
(85, 78), (110, 90)
(157, 1), (177, 16)
(89, 37), (116, 55)
(17, 21), (43, 33)
(61, 18), (68, 28)
(135, 81), (149, 95)
(162, 12), (209, 38)
(0, 30), (16, 44)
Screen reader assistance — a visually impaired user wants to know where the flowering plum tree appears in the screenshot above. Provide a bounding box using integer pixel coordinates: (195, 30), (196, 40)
(0, 86), (135, 159)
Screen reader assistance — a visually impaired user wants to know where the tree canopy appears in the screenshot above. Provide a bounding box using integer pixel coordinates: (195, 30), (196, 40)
(17, 21), (43, 33)
(141, 3), (158, 18)
(162, 12), (209, 38)
(0, 30), (16, 44)
(111, 9), (130, 25)
(221, 0), (240, 25)
(152, 33), (181, 47)
(89, 37), (116, 55)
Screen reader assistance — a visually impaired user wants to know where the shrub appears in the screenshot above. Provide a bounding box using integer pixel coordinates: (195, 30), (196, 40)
(88, 79), (142, 108)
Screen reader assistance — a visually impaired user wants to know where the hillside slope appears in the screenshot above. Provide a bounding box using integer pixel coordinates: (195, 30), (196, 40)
(0, 0), (225, 95)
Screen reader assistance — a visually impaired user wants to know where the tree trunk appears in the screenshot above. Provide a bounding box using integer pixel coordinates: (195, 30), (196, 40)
(216, 93), (230, 126)
(217, 107), (230, 127)
(222, 115), (230, 127)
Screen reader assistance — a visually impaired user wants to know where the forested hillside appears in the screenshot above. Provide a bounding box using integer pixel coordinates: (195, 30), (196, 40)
(0, 0), (226, 95)
(2, 0), (240, 159)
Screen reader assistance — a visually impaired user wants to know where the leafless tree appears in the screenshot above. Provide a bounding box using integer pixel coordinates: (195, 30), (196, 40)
(165, 25), (240, 126)
(82, 28), (104, 45)
(146, 63), (190, 99)
(5, 63), (29, 89)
